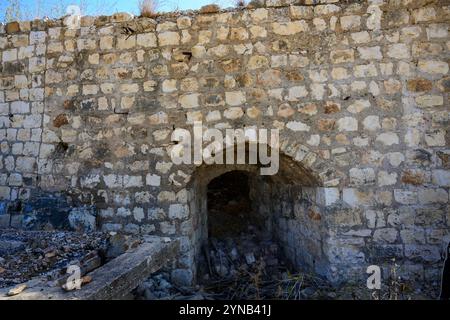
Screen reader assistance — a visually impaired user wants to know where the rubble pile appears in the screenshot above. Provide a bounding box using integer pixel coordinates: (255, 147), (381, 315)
(198, 228), (318, 300)
(135, 226), (425, 300)
(135, 225), (340, 300)
(0, 229), (109, 289)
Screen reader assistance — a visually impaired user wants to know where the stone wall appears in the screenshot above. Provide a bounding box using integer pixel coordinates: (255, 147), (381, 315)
(0, 0), (449, 292)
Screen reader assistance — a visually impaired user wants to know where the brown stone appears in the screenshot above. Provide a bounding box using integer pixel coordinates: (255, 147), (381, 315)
(63, 100), (75, 110)
(81, 275), (93, 285)
(308, 209), (321, 221)
(53, 114), (69, 128)
(237, 73), (254, 87)
(298, 103), (317, 116)
(6, 22), (20, 34)
(317, 119), (336, 132)
(200, 4), (220, 14)
(407, 79), (433, 92)
(202, 77), (221, 89)
(324, 102), (341, 114)
(248, 88), (266, 101)
(221, 59), (241, 73)
(401, 170), (425, 186)
(437, 151), (449, 168)
(285, 70), (304, 81)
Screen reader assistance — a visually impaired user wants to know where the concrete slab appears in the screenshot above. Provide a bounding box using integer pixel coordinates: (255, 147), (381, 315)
(0, 237), (179, 300)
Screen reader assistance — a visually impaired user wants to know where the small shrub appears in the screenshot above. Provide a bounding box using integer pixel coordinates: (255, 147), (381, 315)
(234, 0), (247, 7)
(139, 0), (157, 18)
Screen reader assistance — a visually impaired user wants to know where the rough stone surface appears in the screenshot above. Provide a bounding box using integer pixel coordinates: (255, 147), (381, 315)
(0, 0), (448, 296)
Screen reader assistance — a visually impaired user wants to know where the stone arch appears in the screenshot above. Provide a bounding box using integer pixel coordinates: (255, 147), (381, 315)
(177, 142), (332, 284)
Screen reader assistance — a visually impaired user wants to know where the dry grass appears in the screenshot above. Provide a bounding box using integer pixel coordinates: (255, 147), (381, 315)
(234, 0), (247, 7)
(139, 0), (158, 18)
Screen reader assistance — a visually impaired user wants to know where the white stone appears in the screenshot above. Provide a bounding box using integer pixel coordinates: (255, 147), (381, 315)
(179, 94), (199, 109)
(225, 91), (246, 106)
(418, 60), (449, 74)
(146, 174), (161, 187)
(168, 204), (189, 219)
(307, 134), (320, 146)
(123, 175), (143, 188)
(162, 79), (177, 93)
(348, 100), (370, 113)
(358, 46), (382, 60)
(206, 110), (221, 122)
(11, 101), (29, 114)
(425, 130), (445, 146)
(224, 107), (244, 120)
(376, 132), (399, 146)
(350, 168), (376, 186)
(272, 21), (308, 35)
(286, 121), (310, 132)
(133, 208), (145, 222)
(137, 33), (157, 47)
(320, 188), (340, 206)
(337, 117), (358, 131)
(363, 115), (380, 131)
(387, 43), (410, 59)
(418, 189), (448, 204)
(340, 15), (360, 30)
(432, 170), (450, 187)
(158, 32), (180, 46)
(310, 83), (325, 100)
(378, 171), (397, 187)
(415, 95), (444, 108)
(394, 190), (417, 205)
(426, 24), (448, 39)
(2, 49), (17, 62)
(287, 86), (308, 101)
(351, 31), (371, 43)
(343, 188), (370, 208)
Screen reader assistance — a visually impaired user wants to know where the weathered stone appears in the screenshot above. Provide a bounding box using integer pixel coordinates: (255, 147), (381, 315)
(286, 121), (310, 132)
(337, 117), (358, 132)
(407, 79), (433, 92)
(418, 60), (449, 75)
(0, 2), (447, 296)
(373, 228), (398, 244)
(272, 21), (308, 35)
(349, 168), (376, 186)
(330, 49), (354, 64)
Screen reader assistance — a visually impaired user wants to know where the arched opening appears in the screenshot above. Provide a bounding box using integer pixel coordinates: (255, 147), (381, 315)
(178, 146), (327, 298)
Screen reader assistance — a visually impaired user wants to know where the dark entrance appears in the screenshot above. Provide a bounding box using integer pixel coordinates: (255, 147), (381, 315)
(207, 170), (255, 238)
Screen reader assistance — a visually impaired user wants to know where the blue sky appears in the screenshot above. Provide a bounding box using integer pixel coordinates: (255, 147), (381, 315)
(1, 0), (236, 22)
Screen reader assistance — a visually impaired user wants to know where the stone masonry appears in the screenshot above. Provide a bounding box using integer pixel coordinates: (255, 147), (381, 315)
(0, 0), (449, 293)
